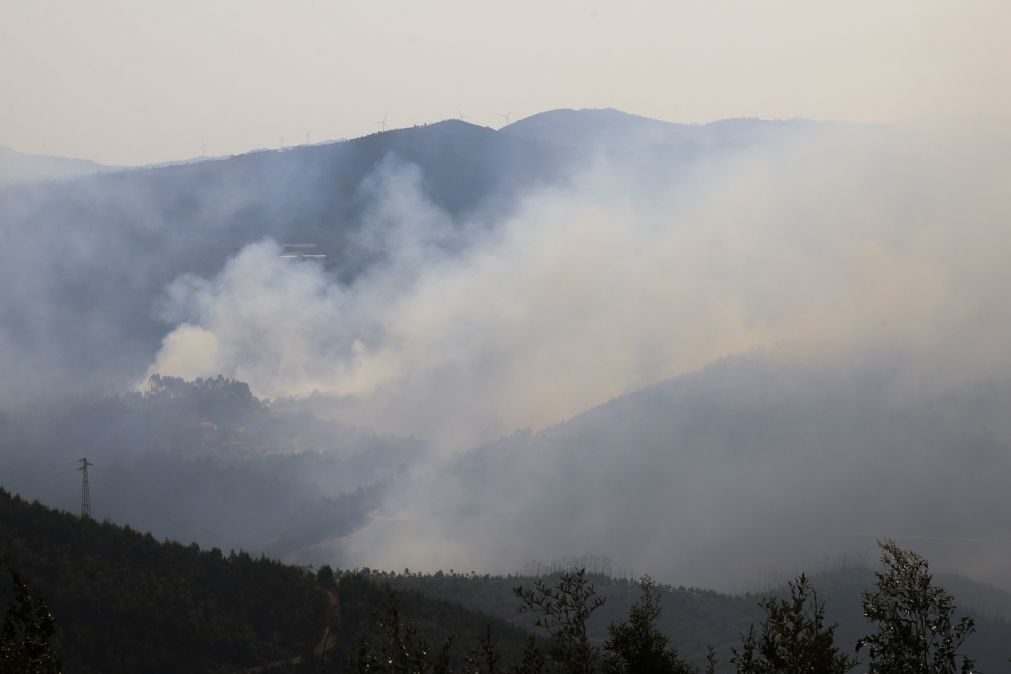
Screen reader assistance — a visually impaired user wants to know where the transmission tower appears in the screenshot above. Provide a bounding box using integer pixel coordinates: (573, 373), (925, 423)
(77, 458), (92, 518)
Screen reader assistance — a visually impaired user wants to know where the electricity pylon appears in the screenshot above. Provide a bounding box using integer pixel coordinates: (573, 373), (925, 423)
(78, 458), (92, 518)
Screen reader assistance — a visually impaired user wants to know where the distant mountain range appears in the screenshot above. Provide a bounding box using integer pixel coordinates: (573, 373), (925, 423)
(1, 108), (827, 185)
(502, 107), (829, 151)
(0, 144), (116, 184)
(0, 110), (814, 402)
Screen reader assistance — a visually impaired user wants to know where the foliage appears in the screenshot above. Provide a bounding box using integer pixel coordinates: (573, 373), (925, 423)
(331, 573), (537, 673)
(0, 567), (61, 674)
(514, 569), (606, 673)
(603, 575), (695, 673)
(464, 626), (502, 673)
(731, 573), (857, 674)
(857, 540), (976, 674)
(385, 567), (761, 666)
(704, 646), (718, 674)
(350, 588), (453, 673)
(515, 636), (548, 674)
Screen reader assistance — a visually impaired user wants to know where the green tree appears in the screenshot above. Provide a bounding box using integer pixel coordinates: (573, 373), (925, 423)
(602, 575), (694, 674)
(703, 647), (717, 674)
(316, 564), (336, 589)
(513, 636), (547, 674)
(0, 567), (61, 674)
(350, 587), (453, 673)
(465, 625), (501, 674)
(732, 573), (857, 674)
(514, 569), (605, 674)
(857, 540), (975, 674)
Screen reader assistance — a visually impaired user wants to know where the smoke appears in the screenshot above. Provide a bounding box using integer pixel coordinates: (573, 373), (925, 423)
(138, 122), (1011, 590)
(5, 111), (1011, 589)
(147, 127), (1011, 452)
(134, 123), (1011, 590)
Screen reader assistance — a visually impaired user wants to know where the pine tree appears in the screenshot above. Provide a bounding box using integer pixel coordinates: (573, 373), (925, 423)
(0, 567), (61, 674)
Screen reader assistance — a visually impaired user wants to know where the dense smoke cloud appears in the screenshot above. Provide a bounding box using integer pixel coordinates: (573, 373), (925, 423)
(133, 123), (1011, 590)
(148, 128), (1011, 452)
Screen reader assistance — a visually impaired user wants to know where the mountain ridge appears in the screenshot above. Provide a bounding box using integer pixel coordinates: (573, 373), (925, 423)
(0, 144), (114, 185)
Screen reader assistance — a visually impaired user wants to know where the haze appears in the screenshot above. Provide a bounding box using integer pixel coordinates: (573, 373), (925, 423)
(4, 0), (1011, 599)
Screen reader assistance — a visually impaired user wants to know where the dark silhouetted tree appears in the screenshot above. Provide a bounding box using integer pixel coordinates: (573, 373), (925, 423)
(514, 636), (547, 674)
(465, 625), (501, 674)
(0, 567), (61, 674)
(857, 540), (975, 674)
(603, 575), (694, 673)
(704, 647), (717, 674)
(350, 587), (453, 673)
(317, 564), (336, 589)
(514, 569), (605, 674)
(732, 573), (857, 674)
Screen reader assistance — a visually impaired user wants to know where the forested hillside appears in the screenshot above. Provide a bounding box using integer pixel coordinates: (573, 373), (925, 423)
(0, 489), (536, 673)
(0, 488), (326, 672)
(5, 484), (1009, 672)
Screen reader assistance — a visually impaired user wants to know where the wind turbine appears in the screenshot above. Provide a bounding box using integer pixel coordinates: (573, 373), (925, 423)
(279, 133), (285, 149)
(304, 128), (311, 145)
(457, 107), (468, 122)
(499, 111), (512, 126)
(374, 113), (388, 132)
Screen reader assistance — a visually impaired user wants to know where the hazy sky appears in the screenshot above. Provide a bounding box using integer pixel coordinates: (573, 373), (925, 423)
(2, 0), (1009, 165)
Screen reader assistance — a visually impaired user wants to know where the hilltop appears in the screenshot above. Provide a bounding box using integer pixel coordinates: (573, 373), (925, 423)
(502, 107), (828, 153)
(0, 488), (537, 673)
(0, 145), (114, 185)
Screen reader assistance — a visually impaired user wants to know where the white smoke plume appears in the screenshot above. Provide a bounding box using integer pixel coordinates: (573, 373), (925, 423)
(147, 128), (1011, 454)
